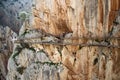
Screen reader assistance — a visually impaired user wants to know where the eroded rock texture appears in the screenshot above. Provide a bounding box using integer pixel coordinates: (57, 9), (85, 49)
(7, 43), (62, 80)
(0, 26), (16, 80)
(30, 0), (120, 79)
(6, 0), (120, 80)
(31, 0), (120, 38)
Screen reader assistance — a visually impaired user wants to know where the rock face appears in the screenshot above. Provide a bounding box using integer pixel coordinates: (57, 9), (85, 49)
(6, 26), (63, 80)
(6, 0), (120, 80)
(7, 44), (62, 80)
(0, 26), (16, 80)
(31, 0), (120, 38)
(30, 0), (120, 79)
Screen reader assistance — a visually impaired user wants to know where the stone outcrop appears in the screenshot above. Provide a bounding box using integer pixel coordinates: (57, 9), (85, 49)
(0, 26), (16, 80)
(7, 24), (63, 80)
(7, 43), (62, 80)
(3, 0), (120, 80)
(30, 0), (120, 79)
(31, 0), (120, 38)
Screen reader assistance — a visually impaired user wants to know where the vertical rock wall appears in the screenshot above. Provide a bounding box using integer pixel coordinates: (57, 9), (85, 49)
(0, 26), (16, 80)
(6, 0), (120, 80)
(7, 42), (62, 80)
(32, 0), (120, 38)
(30, 1), (120, 79)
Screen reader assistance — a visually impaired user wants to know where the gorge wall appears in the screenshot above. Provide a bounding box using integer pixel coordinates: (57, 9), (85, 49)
(0, 26), (16, 80)
(0, 0), (120, 80)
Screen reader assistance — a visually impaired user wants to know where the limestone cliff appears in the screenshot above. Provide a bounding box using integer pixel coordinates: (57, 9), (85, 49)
(23, 0), (120, 79)
(0, 26), (16, 80)
(4, 0), (120, 80)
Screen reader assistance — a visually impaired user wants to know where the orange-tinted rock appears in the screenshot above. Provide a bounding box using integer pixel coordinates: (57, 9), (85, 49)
(30, 0), (120, 80)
